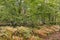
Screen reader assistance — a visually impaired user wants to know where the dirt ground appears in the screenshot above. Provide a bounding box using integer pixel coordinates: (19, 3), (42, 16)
(44, 32), (60, 40)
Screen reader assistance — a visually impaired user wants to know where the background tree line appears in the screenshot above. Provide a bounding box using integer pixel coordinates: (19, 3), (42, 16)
(0, 0), (60, 27)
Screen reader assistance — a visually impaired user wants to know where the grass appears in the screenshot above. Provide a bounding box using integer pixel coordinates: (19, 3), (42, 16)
(0, 26), (43, 40)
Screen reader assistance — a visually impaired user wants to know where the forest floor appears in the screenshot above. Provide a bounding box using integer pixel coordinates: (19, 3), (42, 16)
(44, 32), (60, 40)
(0, 25), (60, 40)
(32, 25), (60, 40)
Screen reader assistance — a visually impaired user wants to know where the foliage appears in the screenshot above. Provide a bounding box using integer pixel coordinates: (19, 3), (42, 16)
(0, 0), (60, 26)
